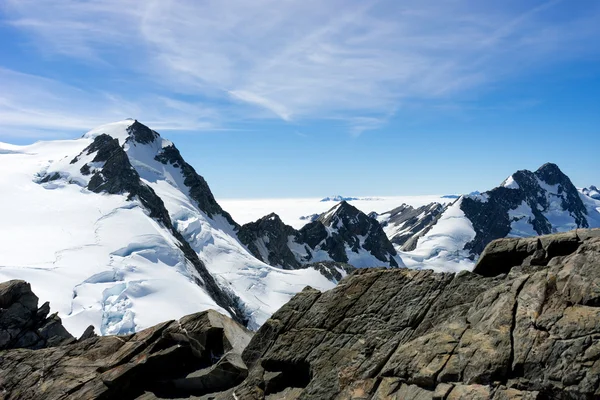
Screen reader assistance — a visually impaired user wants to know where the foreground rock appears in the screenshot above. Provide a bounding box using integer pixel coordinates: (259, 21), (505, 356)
(0, 292), (252, 399)
(0, 280), (73, 350)
(229, 228), (600, 399)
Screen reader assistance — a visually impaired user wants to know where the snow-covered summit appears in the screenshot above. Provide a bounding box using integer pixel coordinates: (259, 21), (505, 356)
(387, 163), (600, 272)
(0, 120), (340, 335)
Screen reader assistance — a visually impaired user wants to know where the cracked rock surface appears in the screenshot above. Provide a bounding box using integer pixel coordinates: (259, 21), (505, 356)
(230, 228), (600, 399)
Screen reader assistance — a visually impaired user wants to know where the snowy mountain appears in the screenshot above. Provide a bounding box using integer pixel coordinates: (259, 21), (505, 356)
(374, 202), (446, 250)
(394, 163), (600, 271)
(238, 201), (402, 269)
(580, 185), (600, 200)
(0, 120), (339, 335)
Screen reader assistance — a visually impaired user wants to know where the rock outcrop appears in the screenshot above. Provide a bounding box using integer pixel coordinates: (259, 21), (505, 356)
(229, 228), (600, 399)
(0, 280), (73, 351)
(0, 289), (253, 400)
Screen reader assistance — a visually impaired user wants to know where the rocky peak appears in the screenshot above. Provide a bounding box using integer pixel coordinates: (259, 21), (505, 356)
(239, 202), (400, 270)
(534, 162), (568, 185)
(461, 163), (592, 255)
(125, 120), (160, 145)
(310, 201), (400, 267)
(320, 200), (358, 221)
(237, 213), (302, 269)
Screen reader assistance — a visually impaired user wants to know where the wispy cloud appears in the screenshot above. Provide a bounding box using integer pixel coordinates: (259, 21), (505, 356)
(2, 0), (600, 135)
(0, 68), (220, 138)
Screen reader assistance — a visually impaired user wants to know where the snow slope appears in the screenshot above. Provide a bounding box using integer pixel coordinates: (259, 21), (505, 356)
(399, 197), (477, 273)
(0, 133), (227, 336)
(0, 120), (337, 335)
(115, 123), (336, 329)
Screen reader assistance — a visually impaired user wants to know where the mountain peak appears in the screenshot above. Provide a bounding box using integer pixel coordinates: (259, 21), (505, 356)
(535, 162), (569, 185)
(125, 120), (160, 145)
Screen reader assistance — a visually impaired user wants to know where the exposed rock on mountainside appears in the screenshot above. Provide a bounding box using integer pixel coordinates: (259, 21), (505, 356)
(0, 284), (253, 399)
(0, 280), (73, 351)
(229, 228), (600, 399)
(386, 164), (600, 271)
(237, 213), (304, 269)
(462, 163), (591, 255)
(376, 202), (446, 250)
(581, 185), (600, 200)
(239, 201), (400, 269)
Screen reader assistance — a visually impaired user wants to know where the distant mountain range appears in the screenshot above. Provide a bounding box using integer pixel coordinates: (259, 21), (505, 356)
(320, 195), (381, 202)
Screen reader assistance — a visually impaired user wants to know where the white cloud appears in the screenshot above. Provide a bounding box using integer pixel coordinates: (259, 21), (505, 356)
(2, 0), (600, 134)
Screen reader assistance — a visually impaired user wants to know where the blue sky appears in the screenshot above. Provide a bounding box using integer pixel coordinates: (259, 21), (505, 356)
(0, 0), (599, 198)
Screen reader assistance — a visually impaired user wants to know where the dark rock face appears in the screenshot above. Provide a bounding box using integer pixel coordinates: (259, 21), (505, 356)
(315, 201), (399, 267)
(0, 280), (74, 350)
(229, 229), (600, 399)
(75, 134), (246, 324)
(237, 213), (303, 269)
(378, 202), (446, 251)
(126, 120), (160, 144)
(462, 163), (590, 255)
(239, 202), (399, 269)
(0, 307), (253, 399)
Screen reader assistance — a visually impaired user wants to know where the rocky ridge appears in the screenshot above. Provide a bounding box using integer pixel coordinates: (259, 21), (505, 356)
(238, 201), (400, 269)
(375, 202), (446, 251)
(0, 280), (73, 351)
